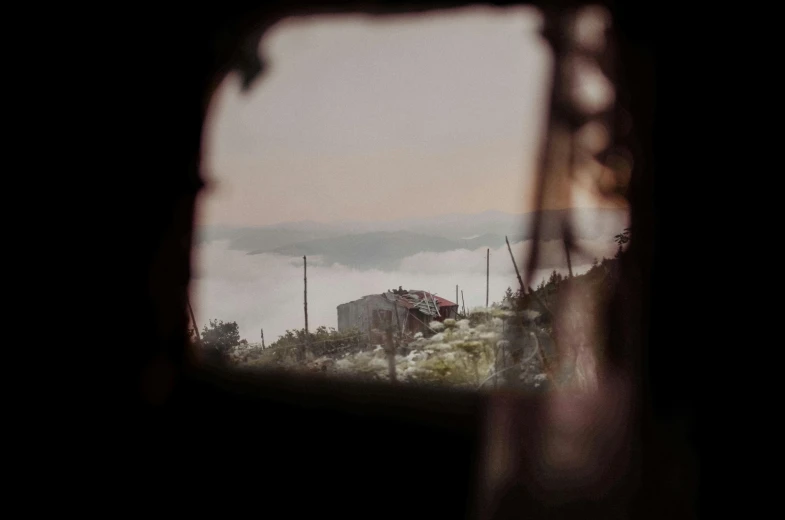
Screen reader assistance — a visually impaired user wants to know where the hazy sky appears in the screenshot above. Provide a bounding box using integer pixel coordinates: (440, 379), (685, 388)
(199, 6), (554, 227)
(192, 7), (630, 344)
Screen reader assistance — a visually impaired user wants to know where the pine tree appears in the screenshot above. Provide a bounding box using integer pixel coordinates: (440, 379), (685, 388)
(502, 286), (516, 309)
(614, 228), (631, 258)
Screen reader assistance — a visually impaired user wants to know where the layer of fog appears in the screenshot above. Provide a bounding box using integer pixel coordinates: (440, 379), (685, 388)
(191, 237), (620, 343)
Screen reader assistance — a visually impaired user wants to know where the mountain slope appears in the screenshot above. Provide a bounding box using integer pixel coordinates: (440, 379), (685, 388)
(263, 231), (469, 270)
(199, 208), (628, 265)
(196, 226), (345, 252)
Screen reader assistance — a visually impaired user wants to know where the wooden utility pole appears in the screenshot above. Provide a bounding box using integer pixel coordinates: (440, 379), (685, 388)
(461, 290), (466, 316)
(456, 285), (459, 309)
(505, 236), (526, 295)
(505, 237), (552, 318)
(563, 222), (574, 278)
(486, 248), (490, 308)
(261, 327), (265, 349)
(303, 255), (309, 361)
(187, 296), (201, 347)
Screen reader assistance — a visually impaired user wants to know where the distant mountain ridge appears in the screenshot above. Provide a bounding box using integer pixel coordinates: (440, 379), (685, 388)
(197, 208), (627, 270)
(260, 230), (530, 270)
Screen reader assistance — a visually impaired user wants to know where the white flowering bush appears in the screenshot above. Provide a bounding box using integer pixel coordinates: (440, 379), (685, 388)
(240, 311), (550, 392)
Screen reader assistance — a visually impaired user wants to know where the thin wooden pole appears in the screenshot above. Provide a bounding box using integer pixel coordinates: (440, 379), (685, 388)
(563, 222), (574, 278)
(303, 256), (309, 361)
(564, 238), (574, 278)
(505, 236), (526, 295)
(461, 290), (466, 316)
(506, 235), (553, 317)
(486, 249), (490, 308)
(187, 296), (201, 347)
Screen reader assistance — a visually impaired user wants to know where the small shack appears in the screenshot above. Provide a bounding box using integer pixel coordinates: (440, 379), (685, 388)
(337, 287), (459, 338)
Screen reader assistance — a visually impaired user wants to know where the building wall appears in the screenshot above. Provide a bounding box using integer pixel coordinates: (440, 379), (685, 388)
(338, 295), (408, 334)
(337, 299), (368, 333)
(338, 295), (460, 336)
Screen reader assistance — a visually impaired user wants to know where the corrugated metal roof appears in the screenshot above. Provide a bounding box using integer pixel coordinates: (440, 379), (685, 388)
(410, 291), (457, 308)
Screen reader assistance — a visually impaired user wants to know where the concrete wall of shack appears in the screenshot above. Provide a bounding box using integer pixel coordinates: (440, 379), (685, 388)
(337, 295), (408, 335)
(338, 294), (459, 337)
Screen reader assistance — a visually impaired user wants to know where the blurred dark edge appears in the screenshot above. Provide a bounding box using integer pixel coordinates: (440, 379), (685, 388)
(49, 0), (705, 518)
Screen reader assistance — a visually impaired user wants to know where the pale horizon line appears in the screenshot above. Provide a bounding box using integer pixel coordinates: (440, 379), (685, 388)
(199, 205), (627, 230)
